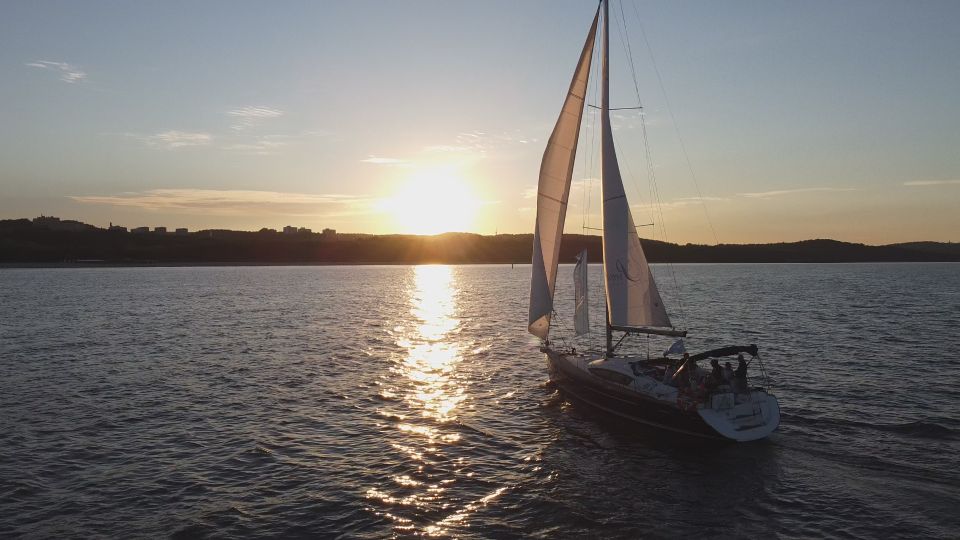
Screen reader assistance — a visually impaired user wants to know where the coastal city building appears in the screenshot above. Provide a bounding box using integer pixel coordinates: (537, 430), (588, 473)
(154, 226), (167, 234)
(322, 228), (337, 240)
(32, 215), (92, 232)
(283, 226), (297, 234)
(131, 226), (149, 234)
(108, 222), (127, 232)
(175, 228), (188, 235)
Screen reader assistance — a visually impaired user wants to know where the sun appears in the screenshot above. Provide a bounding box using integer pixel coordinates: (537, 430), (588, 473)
(378, 165), (482, 235)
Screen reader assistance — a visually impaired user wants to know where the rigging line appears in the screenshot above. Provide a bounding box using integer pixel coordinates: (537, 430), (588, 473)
(629, 0), (719, 246)
(610, 2), (659, 241)
(616, 0), (664, 239)
(639, 111), (687, 325)
(581, 28), (600, 232)
(580, 27), (600, 233)
(616, 0), (686, 325)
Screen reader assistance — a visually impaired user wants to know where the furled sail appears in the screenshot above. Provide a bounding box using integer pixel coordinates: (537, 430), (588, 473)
(574, 249), (589, 335)
(528, 9), (599, 339)
(598, 0), (672, 330)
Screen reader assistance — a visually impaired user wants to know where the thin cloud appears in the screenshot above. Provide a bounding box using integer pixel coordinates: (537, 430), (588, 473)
(361, 156), (408, 165)
(653, 196), (731, 209)
(222, 139), (286, 155)
(423, 145), (472, 153)
(25, 60), (87, 83)
(141, 130), (212, 149)
(221, 131), (332, 154)
(903, 179), (960, 187)
(69, 189), (373, 217)
(739, 187), (857, 199)
(452, 130), (536, 156)
(227, 106), (284, 130)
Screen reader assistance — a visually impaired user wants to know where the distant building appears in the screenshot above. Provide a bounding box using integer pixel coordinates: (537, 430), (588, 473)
(33, 215), (61, 227)
(283, 226), (298, 234)
(175, 228), (188, 235)
(131, 226), (149, 234)
(298, 227), (312, 234)
(154, 226), (167, 234)
(108, 222), (128, 232)
(33, 215), (92, 232)
(322, 228), (337, 240)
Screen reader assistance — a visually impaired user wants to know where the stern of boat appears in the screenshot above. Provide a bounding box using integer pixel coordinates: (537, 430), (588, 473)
(697, 390), (780, 442)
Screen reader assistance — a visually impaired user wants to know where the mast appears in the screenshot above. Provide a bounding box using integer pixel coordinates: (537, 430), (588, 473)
(602, 0), (614, 357)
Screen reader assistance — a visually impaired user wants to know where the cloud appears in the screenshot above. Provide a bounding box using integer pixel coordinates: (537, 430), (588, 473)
(25, 60), (87, 83)
(423, 145), (472, 153)
(222, 139), (286, 155)
(227, 106), (284, 130)
(69, 189), (373, 217)
(141, 130), (212, 149)
(903, 179), (960, 187)
(220, 131), (332, 154)
(361, 156), (408, 165)
(739, 187), (857, 199)
(652, 196), (731, 209)
(451, 130), (536, 156)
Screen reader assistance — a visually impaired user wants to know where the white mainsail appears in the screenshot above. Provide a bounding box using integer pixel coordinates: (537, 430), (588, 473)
(598, 0), (672, 330)
(574, 249), (589, 335)
(528, 9), (600, 339)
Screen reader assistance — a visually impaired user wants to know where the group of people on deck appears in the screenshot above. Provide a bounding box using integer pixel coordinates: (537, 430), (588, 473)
(664, 353), (750, 395)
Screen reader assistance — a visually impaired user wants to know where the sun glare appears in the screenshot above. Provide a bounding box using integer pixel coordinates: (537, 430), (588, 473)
(379, 165), (481, 235)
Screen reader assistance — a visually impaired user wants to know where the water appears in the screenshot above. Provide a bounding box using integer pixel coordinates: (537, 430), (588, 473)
(1, 263), (958, 538)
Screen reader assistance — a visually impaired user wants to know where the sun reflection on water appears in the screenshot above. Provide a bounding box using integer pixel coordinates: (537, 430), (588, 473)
(367, 265), (496, 536)
(397, 266), (466, 425)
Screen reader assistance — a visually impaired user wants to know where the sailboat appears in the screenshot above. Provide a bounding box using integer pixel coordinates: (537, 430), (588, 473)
(528, 0), (779, 442)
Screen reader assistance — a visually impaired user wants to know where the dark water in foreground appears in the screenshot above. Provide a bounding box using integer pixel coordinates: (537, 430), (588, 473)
(1, 263), (958, 538)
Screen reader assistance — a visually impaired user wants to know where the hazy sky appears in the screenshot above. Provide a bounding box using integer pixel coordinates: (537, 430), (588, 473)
(1, 0), (958, 244)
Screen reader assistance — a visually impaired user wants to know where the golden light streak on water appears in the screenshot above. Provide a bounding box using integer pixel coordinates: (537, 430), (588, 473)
(400, 266), (466, 424)
(367, 266), (508, 536)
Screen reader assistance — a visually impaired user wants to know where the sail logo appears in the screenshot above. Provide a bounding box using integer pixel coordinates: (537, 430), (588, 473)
(616, 259), (641, 283)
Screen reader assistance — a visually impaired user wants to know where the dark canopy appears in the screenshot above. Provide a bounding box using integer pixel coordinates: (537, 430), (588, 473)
(689, 344), (758, 362)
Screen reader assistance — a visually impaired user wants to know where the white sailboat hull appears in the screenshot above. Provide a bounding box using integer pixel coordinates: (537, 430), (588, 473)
(544, 349), (780, 442)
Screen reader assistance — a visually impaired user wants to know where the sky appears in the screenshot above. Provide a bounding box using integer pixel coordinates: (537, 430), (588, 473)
(1, 0), (958, 244)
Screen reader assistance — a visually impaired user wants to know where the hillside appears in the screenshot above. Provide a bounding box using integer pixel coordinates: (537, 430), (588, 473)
(1, 219), (958, 264)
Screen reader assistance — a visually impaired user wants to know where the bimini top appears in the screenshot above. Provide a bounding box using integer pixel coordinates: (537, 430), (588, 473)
(689, 344), (759, 362)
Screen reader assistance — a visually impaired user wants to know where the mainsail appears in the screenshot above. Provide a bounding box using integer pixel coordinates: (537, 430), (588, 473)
(574, 249), (589, 335)
(528, 8), (599, 339)
(598, 0), (671, 330)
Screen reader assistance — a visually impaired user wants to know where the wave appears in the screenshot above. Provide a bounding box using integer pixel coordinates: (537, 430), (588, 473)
(782, 413), (958, 441)
(874, 420), (958, 439)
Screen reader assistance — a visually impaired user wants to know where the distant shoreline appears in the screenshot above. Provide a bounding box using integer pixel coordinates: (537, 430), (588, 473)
(2, 218), (958, 265)
(3, 260), (960, 270)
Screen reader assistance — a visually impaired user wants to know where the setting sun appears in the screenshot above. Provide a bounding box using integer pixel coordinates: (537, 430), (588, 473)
(378, 165), (482, 235)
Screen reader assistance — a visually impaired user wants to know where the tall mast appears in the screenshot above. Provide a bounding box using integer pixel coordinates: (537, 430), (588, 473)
(601, 0), (614, 357)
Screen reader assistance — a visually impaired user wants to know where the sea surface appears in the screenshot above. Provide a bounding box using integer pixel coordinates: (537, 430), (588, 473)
(1, 263), (958, 539)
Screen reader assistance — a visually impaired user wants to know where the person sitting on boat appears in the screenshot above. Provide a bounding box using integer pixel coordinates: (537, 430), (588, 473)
(733, 354), (748, 393)
(722, 362), (735, 385)
(663, 363), (676, 386)
(708, 358), (723, 388)
(687, 359), (702, 388)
